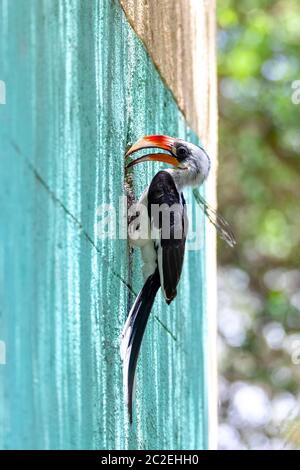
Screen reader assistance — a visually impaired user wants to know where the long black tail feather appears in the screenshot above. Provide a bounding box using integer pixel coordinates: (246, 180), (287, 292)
(120, 268), (160, 424)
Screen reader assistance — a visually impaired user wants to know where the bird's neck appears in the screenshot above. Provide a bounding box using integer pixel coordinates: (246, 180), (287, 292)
(165, 167), (205, 192)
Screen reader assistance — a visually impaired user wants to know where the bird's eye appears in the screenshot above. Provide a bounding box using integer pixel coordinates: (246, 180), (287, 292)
(176, 146), (188, 159)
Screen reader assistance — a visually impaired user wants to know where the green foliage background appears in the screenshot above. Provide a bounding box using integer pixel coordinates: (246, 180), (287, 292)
(217, 0), (300, 449)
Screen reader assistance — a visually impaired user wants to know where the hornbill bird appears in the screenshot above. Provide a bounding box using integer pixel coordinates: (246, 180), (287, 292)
(120, 135), (235, 423)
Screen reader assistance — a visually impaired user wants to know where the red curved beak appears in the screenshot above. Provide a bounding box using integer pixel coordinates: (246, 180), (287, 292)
(125, 135), (180, 168)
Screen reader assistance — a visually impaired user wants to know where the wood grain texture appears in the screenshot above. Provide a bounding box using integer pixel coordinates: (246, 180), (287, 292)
(0, 0), (215, 449)
(119, 0), (218, 155)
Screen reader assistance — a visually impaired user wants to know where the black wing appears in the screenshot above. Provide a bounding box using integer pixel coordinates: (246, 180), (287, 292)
(147, 171), (187, 304)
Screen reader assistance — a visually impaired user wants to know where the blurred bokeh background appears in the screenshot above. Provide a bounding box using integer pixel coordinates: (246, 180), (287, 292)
(217, 0), (300, 449)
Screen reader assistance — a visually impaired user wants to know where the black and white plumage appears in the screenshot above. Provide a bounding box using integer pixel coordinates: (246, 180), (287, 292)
(121, 135), (235, 423)
(148, 170), (188, 304)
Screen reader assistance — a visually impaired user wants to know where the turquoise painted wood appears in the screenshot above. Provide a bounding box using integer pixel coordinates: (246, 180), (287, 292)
(0, 0), (208, 449)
